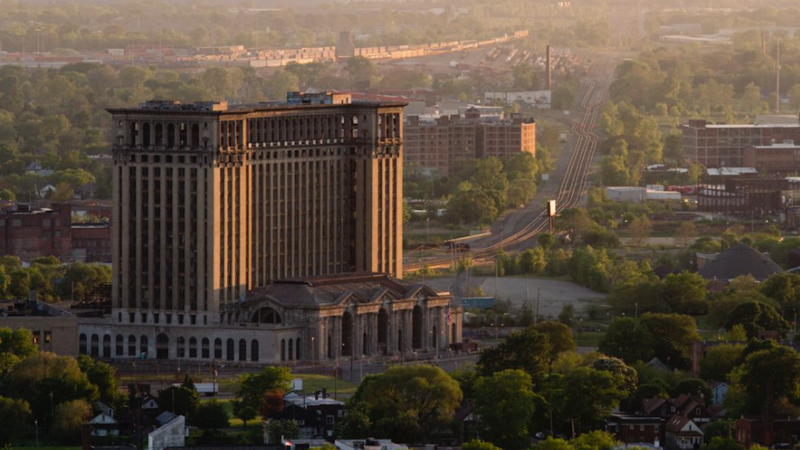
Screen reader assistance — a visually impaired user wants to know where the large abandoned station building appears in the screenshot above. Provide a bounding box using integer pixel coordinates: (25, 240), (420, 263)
(79, 92), (462, 363)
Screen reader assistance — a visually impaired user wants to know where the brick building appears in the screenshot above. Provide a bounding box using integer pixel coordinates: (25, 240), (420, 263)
(743, 141), (800, 173)
(736, 416), (800, 448)
(682, 119), (800, 167)
(72, 223), (112, 263)
(0, 203), (111, 263)
(607, 414), (663, 447)
(404, 108), (536, 174)
(0, 203), (73, 261)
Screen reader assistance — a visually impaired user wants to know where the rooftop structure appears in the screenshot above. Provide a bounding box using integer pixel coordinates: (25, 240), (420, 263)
(699, 243), (783, 285)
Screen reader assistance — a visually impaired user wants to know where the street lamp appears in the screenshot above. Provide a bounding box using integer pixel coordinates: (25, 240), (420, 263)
(311, 336), (315, 373)
(35, 419), (39, 450)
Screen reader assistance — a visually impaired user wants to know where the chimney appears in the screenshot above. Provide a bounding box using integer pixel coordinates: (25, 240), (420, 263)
(546, 45), (552, 90)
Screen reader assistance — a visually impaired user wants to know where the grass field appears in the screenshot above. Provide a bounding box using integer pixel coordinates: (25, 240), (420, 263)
(298, 374), (358, 396)
(576, 331), (605, 347)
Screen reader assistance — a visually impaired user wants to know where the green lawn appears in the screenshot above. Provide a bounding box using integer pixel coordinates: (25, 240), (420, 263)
(576, 331), (605, 347)
(298, 374), (358, 396)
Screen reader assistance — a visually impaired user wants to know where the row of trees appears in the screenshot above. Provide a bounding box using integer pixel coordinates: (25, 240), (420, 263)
(0, 331), (124, 445)
(0, 255), (111, 302)
(446, 154), (540, 225)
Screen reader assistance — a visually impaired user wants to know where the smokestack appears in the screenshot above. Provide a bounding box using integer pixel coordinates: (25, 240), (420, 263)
(546, 45), (552, 90)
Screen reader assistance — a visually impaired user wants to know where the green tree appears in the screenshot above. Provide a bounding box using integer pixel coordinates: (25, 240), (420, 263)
(474, 370), (538, 450)
(699, 344), (745, 382)
(531, 437), (574, 450)
(236, 366), (292, 411)
(675, 221), (697, 247)
(478, 327), (551, 384)
(600, 155), (630, 186)
(599, 318), (652, 364)
(462, 440), (502, 450)
(447, 182), (498, 225)
(639, 313), (701, 369)
(267, 419), (300, 443)
(360, 365), (462, 442)
(534, 321), (576, 360)
(52, 399), (92, 443)
(520, 247), (547, 274)
(0, 327), (37, 357)
(663, 271), (708, 315)
(730, 346), (800, 415)
(759, 273), (800, 311)
(346, 56), (374, 85)
(77, 355), (125, 410)
(157, 386), (200, 418)
(703, 437), (744, 450)
(552, 367), (626, 432)
(672, 379), (713, 402)
(231, 399), (257, 429)
(192, 399), (230, 430)
(558, 304), (575, 327)
(591, 356), (638, 396)
(333, 407), (371, 439)
(0, 396), (31, 445)
(7, 352), (98, 424)
(572, 430), (619, 450)
(725, 301), (790, 339)
(627, 216), (652, 247)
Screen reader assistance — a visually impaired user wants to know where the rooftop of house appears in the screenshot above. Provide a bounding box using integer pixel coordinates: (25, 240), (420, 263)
(699, 242), (783, 281)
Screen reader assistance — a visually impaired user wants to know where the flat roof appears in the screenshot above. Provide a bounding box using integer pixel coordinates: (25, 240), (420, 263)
(753, 144), (800, 149)
(108, 99), (407, 116)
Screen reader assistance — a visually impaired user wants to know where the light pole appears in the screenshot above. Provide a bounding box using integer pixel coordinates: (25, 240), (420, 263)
(35, 419), (39, 450)
(635, 302), (638, 319)
(311, 336), (315, 373)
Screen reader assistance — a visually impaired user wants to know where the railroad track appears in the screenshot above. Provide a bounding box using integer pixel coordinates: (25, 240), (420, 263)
(404, 59), (615, 273)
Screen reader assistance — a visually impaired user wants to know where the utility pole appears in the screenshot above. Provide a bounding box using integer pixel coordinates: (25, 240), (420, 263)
(535, 286), (541, 324)
(776, 41), (781, 114)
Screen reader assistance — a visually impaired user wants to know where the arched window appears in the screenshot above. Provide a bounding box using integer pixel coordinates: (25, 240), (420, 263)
(252, 307), (282, 324)
(128, 335), (136, 356)
(251, 340), (259, 362)
(189, 337), (198, 358)
(226, 339), (234, 361)
(179, 123), (188, 148)
(140, 335), (149, 358)
(281, 339), (286, 362)
(79, 333), (87, 355)
(177, 337), (186, 358)
(238, 339), (247, 362)
(296, 338), (302, 360)
(412, 306), (423, 350)
(342, 312), (353, 357)
(214, 338), (222, 359)
(288, 339), (294, 361)
(202, 338), (210, 359)
(116, 335), (124, 356)
(155, 123), (163, 146)
(191, 123), (200, 148)
(91, 334), (99, 357)
(103, 334), (111, 358)
(130, 122), (139, 146)
(156, 334), (168, 360)
(143, 123), (151, 147)
(167, 123), (176, 148)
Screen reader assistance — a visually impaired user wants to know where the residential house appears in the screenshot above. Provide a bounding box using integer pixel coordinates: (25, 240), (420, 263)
(265, 391), (344, 441)
(643, 398), (679, 419)
(708, 381), (729, 405)
(674, 394), (710, 425)
(88, 412), (119, 436)
(606, 413), (663, 447)
(665, 415), (704, 450)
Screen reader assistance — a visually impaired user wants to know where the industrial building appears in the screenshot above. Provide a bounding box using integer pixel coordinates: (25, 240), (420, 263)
(404, 108), (536, 174)
(682, 119), (800, 167)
